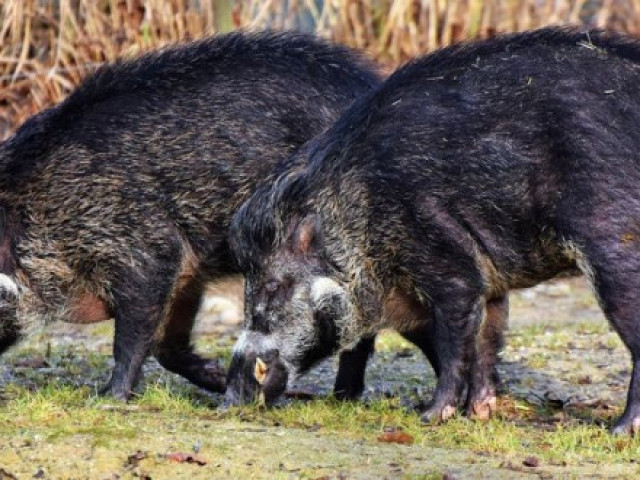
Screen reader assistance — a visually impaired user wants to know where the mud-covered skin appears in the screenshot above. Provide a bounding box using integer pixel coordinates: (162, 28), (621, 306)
(229, 27), (640, 434)
(0, 31), (381, 400)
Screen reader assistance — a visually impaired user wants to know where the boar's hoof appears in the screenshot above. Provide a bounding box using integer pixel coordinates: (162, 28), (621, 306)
(468, 395), (497, 421)
(611, 415), (640, 436)
(201, 361), (227, 393)
(333, 388), (363, 402)
(98, 381), (132, 402)
(420, 403), (457, 424)
(441, 405), (457, 422)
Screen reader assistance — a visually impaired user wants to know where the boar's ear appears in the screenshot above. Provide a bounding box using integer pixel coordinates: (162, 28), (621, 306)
(292, 214), (322, 256)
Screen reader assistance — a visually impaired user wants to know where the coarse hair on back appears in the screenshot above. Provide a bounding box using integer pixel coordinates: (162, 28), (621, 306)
(58, 30), (380, 122)
(384, 26), (640, 94)
(0, 29), (380, 181)
(231, 26), (640, 273)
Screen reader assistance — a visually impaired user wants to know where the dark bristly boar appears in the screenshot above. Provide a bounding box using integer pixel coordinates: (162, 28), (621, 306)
(0, 31), (381, 400)
(227, 27), (640, 434)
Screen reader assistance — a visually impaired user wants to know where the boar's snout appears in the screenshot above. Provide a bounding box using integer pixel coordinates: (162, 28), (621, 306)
(224, 350), (259, 406)
(224, 347), (288, 406)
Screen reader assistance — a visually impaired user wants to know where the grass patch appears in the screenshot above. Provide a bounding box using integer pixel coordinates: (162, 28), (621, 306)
(1, 306), (639, 478)
(216, 392), (640, 466)
(3, 382), (639, 467)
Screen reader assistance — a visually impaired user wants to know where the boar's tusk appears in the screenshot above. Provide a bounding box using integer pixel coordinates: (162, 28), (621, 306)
(254, 357), (268, 385)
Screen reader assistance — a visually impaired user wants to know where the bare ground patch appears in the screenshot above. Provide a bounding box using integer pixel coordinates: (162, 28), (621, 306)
(2, 277), (639, 479)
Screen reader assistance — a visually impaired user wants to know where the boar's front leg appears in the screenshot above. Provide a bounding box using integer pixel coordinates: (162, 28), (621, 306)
(402, 319), (441, 378)
(153, 275), (226, 393)
(420, 290), (485, 424)
(101, 245), (184, 400)
(102, 304), (157, 400)
(0, 278), (20, 355)
(466, 295), (508, 420)
(400, 300), (505, 415)
(333, 336), (376, 400)
(333, 323), (450, 402)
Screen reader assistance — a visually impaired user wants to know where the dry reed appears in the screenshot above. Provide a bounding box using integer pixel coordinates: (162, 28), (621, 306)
(2, 0), (640, 139)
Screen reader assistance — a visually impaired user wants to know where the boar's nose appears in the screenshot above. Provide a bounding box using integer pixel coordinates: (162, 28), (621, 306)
(224, 350), (259, 406)
(223, 348), (288, 407)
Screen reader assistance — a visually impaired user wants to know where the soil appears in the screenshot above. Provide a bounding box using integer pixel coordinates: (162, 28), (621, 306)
(1, 277), (637, 479)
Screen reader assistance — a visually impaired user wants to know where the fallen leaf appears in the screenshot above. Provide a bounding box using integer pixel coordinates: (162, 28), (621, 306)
(615, 439), (630, 452)
(165, 452), (207, 466)
(0, 468), (17, 480)
(377, 431), (414, 445)
(577, 375), (592, 385)
(126, 450), (147, 466)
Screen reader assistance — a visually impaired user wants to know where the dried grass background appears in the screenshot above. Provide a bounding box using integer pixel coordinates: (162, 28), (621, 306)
(2, 0), (640, 139)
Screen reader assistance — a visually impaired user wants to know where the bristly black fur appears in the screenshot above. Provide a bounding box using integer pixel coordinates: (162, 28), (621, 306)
(62, 30), (380, 114)
(0, 30), (381, 400)
(231, 26), (640, 270)
(1, 30), (380, 182)
(230, 168), (314, 272)
(228, 26), (640, 434)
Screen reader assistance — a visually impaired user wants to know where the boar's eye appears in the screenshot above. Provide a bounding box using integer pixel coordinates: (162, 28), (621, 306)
(263, 277), (293, 305)
(265, 279), (280, 294)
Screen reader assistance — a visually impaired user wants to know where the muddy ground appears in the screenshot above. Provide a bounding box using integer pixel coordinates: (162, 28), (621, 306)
(0, 277), (638, 479)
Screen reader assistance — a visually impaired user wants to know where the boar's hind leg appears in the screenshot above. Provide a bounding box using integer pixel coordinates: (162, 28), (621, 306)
(466, 295), (508, 421)
(574, 239), (640, 435)
(153, 277), (226, 393)
(333, 336), (376, 400)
